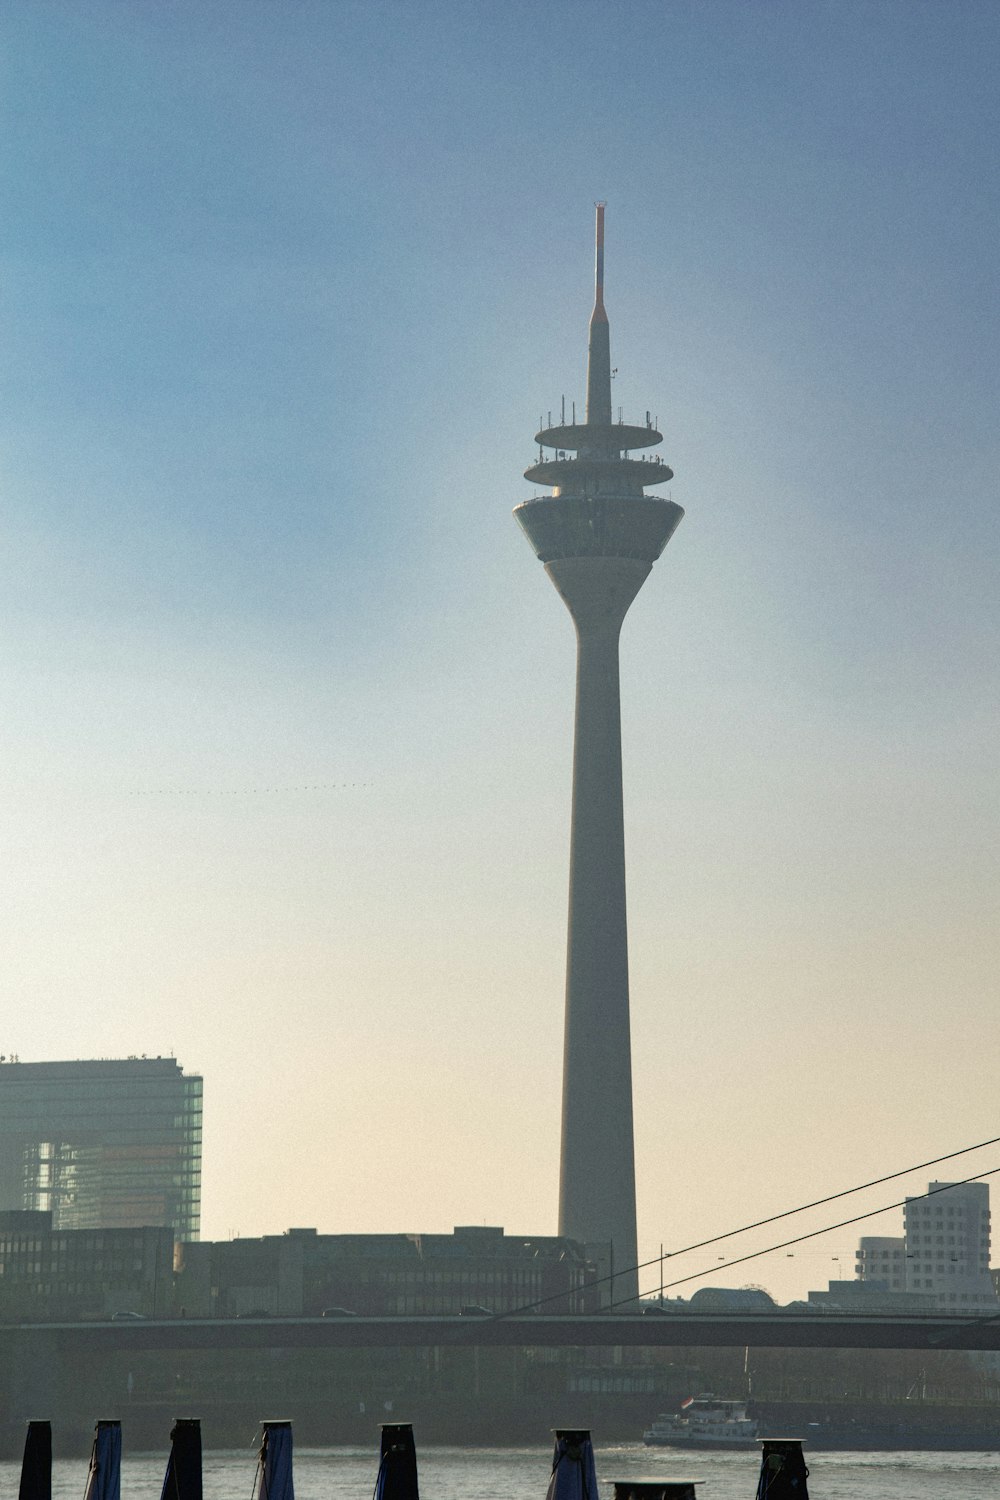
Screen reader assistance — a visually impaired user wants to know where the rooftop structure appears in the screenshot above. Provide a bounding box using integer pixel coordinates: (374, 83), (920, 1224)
(0, 1057), (202, 1239)
(514, 207), (683, 1303)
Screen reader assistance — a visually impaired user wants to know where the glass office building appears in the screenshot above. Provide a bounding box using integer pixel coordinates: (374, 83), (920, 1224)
(0, 1058), (202, 1239)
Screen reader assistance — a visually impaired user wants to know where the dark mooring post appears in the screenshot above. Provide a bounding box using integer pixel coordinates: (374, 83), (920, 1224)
(612, 1482), (701, 1500)
(160, 1419), (202, 1500)
(546, 1429), (600, 1500)
(18, 1421), (51, 1500)
(256, 1421), (294, 1500)
(374, 1422), (419, 1500)
(83, 1421), (122, 1500)
(755, 1439), (809, 1500)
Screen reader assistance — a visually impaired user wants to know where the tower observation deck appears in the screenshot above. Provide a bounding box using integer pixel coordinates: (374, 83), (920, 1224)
(514, 206), (683, 1305)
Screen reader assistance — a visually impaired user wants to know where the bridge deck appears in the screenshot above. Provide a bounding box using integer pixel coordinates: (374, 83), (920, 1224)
(12, 1313), (1000, 1353)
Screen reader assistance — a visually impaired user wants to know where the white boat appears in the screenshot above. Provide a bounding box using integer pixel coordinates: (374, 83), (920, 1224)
(643, 1395), (759, 1448)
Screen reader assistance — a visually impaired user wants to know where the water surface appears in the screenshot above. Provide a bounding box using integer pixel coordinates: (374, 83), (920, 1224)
(7, 1442), (1000, 1500)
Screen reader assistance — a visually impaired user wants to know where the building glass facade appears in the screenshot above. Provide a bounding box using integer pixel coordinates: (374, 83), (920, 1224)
(0, 1059), (201, 1239)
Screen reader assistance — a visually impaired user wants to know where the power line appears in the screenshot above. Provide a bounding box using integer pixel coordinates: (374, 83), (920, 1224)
(646, 1130), (1000, 1270)
(633, 1166), (1000, 1306)
(497, 1133), (1000, 1317)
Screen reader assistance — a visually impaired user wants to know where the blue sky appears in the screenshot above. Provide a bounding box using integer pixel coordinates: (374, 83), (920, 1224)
(2, 0), (998, 1301)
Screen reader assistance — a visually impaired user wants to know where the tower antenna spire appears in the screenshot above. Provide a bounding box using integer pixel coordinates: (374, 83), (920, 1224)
(594, 200), (606, 316)
(586, 202), (612, 426)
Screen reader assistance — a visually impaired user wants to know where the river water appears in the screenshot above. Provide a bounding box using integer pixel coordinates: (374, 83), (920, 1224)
(8, 1443), (1000, 1500)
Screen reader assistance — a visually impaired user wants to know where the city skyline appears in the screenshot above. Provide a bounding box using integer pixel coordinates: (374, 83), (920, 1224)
(2, 1), (998, 1305)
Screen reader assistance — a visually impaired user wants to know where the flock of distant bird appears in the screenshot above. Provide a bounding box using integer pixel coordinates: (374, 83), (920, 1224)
(128, 782), (371, 796)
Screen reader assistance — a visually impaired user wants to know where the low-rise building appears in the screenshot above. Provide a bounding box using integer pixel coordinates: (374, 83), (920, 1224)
(174, 1224), (597, 1318)
(808, 1278), (932, 1312)
(687, 1285), (776, 1313)
(0, 1209), (175, 1320)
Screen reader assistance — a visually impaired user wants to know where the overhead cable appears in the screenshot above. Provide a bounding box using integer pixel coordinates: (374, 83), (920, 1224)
(646, 1130), (1000, 1269)
(635, 1165), (1000, 1305)
(498, 1132), (1000, 1317)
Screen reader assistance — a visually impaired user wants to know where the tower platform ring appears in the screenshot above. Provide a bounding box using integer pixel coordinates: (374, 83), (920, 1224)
(514, 493), (683, 563)
(535, 422), (662, 452)
(525, 457), (673, 488)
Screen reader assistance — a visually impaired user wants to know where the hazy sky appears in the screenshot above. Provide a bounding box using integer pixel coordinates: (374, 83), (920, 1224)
(2, 1), (998, 1305)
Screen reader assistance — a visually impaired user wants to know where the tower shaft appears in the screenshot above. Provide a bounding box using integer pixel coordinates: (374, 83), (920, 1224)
(548, 557), (650, 1302)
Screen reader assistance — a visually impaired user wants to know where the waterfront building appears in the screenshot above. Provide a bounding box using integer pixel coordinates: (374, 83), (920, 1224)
(513, 207), (683, 1304)
(853, 1182), (997, 1310)
(808, 1279), (932, 1312)
(903, 1180), (995, 1309)
(174, 1223), (597, 1318)
(688, 1286), (776, 1312)
(0, 1058), (202, 1239)
(0, 1208), (175, 1319)
(855, 1235), (907, 1292)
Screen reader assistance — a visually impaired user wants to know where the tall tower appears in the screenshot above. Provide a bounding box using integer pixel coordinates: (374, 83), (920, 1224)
(514, 206), (683, 1304)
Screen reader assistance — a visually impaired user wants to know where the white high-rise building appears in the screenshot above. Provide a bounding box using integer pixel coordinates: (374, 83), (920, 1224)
(855, 1182), (997, 1310)
(903, 1180), (996, 1309)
